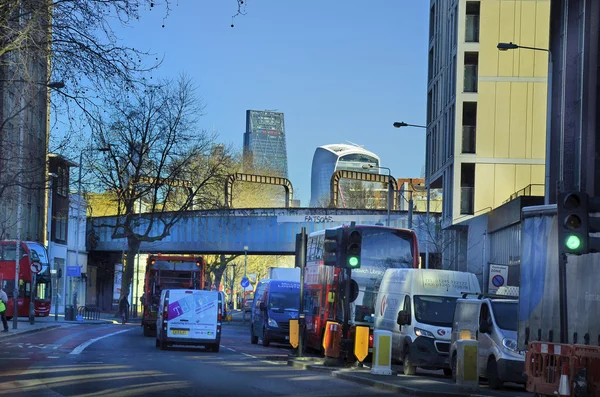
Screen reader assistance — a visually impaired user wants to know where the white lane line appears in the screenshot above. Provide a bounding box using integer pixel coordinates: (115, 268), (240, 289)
(242, 353), (257, 358)
(5, 357), (30, 360)
(47, 356), (59, 359)
(227, 347), (236, 352)
(69, 328), (133, 355)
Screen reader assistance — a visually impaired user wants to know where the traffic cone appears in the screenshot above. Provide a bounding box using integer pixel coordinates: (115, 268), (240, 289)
(558, 362), (570, 397)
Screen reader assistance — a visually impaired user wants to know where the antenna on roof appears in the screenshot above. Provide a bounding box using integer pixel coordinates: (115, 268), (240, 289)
(345, 140), (364, 148)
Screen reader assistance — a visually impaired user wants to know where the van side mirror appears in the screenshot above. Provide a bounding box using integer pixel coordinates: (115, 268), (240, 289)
(479, 320), (491, 334)
(397, 310), (410, 326)
(259, 302), (266, 311)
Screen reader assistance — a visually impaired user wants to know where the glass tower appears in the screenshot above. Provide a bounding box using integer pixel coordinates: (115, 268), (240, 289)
(243, 110), (288, 178)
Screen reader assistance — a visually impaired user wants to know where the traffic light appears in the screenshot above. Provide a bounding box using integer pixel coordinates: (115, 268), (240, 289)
(589, 196), (600, 253)
(323, 228), (342, 266)
(558, 191), (589, 254)
(344, 226), (362, 269)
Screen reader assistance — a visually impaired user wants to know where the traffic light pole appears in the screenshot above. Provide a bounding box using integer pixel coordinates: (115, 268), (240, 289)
(558, 253), (569, 344)
(297, 227), (307, 357)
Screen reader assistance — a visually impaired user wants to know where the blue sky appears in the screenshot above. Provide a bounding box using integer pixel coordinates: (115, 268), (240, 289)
(118, 0), (429, 206)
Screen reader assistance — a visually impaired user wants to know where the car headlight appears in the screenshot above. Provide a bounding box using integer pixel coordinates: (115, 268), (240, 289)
(267, 318), (279, 328)
(415, 327), (434, 338)
(503, 338), (518, 352)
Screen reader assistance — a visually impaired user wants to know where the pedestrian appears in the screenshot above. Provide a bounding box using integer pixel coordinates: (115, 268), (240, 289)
(0, 287), (8, 333)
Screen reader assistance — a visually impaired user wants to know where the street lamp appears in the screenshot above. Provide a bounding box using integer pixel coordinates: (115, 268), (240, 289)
(362, 164), (392, 227)
(72, 146), (110, 311)
(394, 121), (430, 269)
(498, 42), (553, 204)
(4, 79), (64, 330)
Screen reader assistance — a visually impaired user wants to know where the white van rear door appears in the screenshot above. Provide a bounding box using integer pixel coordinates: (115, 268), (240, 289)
(166, 290), (218, 339)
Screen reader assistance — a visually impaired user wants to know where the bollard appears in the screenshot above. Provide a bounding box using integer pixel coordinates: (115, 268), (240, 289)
(455, 339), (479, 389)
(371, 330), (393, 375)
(323, 321), (341, 358)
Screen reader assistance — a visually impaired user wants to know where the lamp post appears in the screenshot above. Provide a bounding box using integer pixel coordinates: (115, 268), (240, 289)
(243, 246), (248, 278)
(498, 42), (553, 203)
(73, 146), (110, 310)
(2, 78), (64, 330)
(393, 121), (430, 268)
(362, 164), (392, 226)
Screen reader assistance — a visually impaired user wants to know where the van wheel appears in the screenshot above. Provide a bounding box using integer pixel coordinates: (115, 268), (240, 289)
(403, 350), (417, 375)
(250, 326), (258, 344)
(487, 358), (503, 389)
(211, 343), (220, 353)
(262, 328), (270, 347)
(451, 353), (457, 382)
(443, 368), (453, 377)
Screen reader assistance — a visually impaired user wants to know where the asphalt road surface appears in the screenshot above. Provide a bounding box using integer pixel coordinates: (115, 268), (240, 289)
(0, 322), (398, 397)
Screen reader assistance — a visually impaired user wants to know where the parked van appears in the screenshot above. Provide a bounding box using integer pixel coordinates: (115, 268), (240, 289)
(156, 289), (222, 352)
(450, 295), (525, 388)
(250, 279), (300, 346)
(374, 269), (480, 375)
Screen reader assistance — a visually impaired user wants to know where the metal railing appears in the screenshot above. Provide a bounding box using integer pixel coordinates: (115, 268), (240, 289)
(77, 306), (101, 321)
(461, 186), (474, 215)
(503, 184), (545, 204)
(462, 125), (476, 153)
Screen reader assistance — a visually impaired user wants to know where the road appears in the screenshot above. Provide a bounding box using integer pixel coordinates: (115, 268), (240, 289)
(0, 322), (397, 397)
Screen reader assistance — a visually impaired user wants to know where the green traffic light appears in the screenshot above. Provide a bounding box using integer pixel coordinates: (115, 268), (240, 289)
(348, 256), (359, 268)
(566, 235), (582, 250)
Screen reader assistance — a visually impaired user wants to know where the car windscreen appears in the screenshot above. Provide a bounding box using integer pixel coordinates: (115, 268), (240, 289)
(414, 295), (458, 327)
(268, 291), (300, 312)
(491, 301), (518, 331)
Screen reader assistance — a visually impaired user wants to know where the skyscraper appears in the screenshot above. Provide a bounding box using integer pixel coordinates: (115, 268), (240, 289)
(310, 144), (380, 207)
(243, 110), (288, 178)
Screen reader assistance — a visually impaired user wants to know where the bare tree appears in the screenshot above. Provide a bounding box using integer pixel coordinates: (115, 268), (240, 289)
(87, 75), (233, 302)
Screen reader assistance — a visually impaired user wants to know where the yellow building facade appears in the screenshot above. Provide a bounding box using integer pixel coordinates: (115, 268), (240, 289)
(426, 0), (549, 227)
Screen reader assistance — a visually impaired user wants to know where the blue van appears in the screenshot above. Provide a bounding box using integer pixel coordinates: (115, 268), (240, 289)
(250, 280), (300, 346)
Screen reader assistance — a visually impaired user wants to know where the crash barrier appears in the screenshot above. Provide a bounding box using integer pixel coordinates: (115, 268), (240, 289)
(77, 306), (101, 321)
(526, 342), (600, 397)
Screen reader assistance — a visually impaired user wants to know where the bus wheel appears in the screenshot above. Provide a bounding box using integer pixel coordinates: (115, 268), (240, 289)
(250, 326), (258, 344)
(262, 328), (270, 347)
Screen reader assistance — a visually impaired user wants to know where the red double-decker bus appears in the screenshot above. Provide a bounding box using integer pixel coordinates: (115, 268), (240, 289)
(303, 225), (419, 354)
(141, 254), (206, 336)
(0, 240), (52, 318)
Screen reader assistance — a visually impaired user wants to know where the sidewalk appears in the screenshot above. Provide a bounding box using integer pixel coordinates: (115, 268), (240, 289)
(287, 357), (530, 397)
(0, 312), (126, 340)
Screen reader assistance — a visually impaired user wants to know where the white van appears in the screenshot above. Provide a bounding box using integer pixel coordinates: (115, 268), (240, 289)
(156, 289), (222, 352)
(374, 269), (480, 375)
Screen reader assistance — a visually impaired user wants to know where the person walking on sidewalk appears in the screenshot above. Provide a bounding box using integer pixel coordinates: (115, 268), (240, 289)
(0, 287), (8, 332)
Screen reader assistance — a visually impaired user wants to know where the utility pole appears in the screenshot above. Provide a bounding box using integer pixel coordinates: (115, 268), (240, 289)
(296, 228), (307, 357)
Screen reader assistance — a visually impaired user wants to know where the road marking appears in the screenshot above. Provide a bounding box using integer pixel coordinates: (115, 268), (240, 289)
(4, 357), (30, 360)
(227, 347), (236, 352)
(69, 328), (133, 355)
(242, 353), (257, 358)
(47, 356), (59, 359)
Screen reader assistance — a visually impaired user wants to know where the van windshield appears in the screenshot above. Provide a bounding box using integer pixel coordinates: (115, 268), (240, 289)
(491, 301), (518, 331)
(414, 295), (458, 327)
(268, 292), (299, 312)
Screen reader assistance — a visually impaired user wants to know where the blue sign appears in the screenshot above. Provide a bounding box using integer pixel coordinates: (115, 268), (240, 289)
(240, 277), (250, 288)
(492, 274), (505, 287)
(67, 266), (81, 277)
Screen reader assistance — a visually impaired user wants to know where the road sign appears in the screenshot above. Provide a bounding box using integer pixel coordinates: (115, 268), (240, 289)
(67, 265), (81, 277)
(240, 277), (250, 288)
(30, 262), (42, 274)
(488, 264), (508, 294)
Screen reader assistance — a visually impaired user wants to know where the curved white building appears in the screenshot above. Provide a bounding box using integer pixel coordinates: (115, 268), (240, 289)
(310, 144), (381, 207)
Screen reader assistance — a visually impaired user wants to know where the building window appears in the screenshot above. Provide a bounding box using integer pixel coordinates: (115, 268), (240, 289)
(429, 4), (435, 41)
(465, 2), (480, 43)
(464, 52), (479, 93)
(55, 211), (67, 242)
(428, 48), (434, 81)
(460, 163), (475, 215)
(57, 166), (68, 196)
(427, 90), (433, 124)
(462, 102), (477, 153)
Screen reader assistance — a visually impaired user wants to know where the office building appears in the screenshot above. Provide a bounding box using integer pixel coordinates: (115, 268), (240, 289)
(310, 144), (380, 207)
(426, 0), (549, 228)
(243, 110), (288, 178)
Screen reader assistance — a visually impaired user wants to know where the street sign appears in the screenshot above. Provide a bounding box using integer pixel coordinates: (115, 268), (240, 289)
(240, 277), (250, 288)
(30, 262), (42, 274)
(67, 265), (81, 277)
